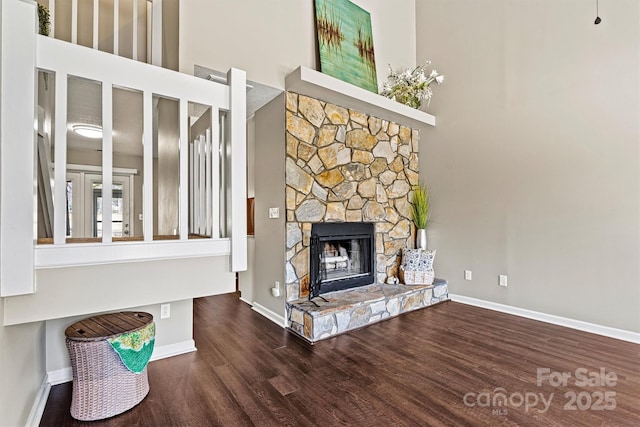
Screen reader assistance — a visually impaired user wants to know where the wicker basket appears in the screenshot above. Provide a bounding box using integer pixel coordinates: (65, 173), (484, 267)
(66, 338), (149, 421)
(400, 266), (435, 285)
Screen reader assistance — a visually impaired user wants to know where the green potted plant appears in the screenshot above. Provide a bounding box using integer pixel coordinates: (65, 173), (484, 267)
(38, 4), (50, 36)
(37, 4), (51, 90)
(411, 183), (430, 250)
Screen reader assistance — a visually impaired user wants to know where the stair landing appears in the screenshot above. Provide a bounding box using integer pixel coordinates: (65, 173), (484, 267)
(287, 279), (448, 342)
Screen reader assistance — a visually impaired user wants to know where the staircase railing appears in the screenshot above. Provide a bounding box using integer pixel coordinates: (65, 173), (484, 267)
(40, 0), (162, 65)
(0, 0), (247, 297)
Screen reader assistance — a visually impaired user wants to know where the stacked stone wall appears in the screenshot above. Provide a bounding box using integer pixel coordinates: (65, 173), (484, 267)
(285, 92), (419, 301)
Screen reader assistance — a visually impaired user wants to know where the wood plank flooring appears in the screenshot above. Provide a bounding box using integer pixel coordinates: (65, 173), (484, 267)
(41, 293), (640, 426)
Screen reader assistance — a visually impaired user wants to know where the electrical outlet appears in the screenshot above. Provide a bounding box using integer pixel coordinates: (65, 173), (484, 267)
(268, 207), (279, 219)
(464, 270), (472, 281)
(499, 275), (508, 287)
(160, 303), (171, 319)
(271, 281), (281, 297)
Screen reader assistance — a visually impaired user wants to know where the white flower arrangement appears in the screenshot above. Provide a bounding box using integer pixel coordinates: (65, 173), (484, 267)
(380, 61), (444, 109)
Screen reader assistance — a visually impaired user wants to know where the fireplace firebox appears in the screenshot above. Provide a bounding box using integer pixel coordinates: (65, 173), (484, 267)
(309, 222), (375, 299)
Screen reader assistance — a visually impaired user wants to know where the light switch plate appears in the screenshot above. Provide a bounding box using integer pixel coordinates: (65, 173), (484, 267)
(268, 207), (279, 219)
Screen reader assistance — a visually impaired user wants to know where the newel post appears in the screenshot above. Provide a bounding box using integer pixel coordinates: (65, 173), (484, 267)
(227, 68), (247, 272)
(0, 0), (37, 296)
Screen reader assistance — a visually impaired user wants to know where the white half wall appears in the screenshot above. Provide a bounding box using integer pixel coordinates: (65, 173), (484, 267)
(45, 299), (194, 374)
(417, 0), (640, 332)
(4, 256), (235, 325)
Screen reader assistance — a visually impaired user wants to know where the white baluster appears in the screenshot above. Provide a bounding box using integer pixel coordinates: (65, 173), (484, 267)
(211, 109), (220, 239)
(189, 136), (194, 233)
(179, 98), (188, 239)
(102, 82), (113, 242)
(113, 0), (119, 55)
(143, 91), (153, 241)
(49, 0), (55, 38)
(93, 0), (99, 49)
(228, 68), (248, 271)
(71, 0), (78, 44)
(133, 0), (139, 61)
(53, 73), (67, 244)
(146, 0), (151, 64)
(198, 134), (205, 234)
(205, 128), (212, 237)
(151, 0), (162, 66)
(194, 136), (201, 234)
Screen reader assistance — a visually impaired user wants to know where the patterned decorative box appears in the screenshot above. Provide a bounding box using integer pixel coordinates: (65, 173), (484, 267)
(400, 249), (436, 285)
(400, 267), (435, 285)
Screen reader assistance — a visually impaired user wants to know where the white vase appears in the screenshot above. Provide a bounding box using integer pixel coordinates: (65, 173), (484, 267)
(416, 228), (427, 250)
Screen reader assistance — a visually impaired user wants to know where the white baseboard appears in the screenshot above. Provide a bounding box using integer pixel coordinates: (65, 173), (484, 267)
(449, 294), (640, 344)
(239, 296), (252, 306)
(25, 376), (51, 427)
(251, 302), (286, 328)
(46, 367), (72, 386)
(150, 339), (197, 361)
(46, 339), (197, 386)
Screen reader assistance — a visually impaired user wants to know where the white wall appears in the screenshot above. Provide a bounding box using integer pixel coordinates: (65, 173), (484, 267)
(417, 0), (640, 332)
(253, 95), (286, 317)
(0, 303), (45, 426)
(179, 0), (417, 89)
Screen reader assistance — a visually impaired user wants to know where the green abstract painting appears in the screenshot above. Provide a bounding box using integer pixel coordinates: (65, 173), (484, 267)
(314, 0), (378, 93)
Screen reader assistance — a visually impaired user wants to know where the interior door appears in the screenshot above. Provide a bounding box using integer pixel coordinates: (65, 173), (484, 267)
(83, 174), (132, 238)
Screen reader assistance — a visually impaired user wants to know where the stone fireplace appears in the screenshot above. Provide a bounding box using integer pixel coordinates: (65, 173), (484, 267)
(253, 70), (448, 343)
(310, 222), (375, 296)
(284, 92), (420, 302)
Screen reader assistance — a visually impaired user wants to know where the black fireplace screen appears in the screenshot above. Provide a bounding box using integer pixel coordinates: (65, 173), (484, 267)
(310, 222), (375, 297)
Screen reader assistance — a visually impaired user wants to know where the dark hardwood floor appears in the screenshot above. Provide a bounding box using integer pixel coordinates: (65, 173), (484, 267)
(41, 293), (640, 426)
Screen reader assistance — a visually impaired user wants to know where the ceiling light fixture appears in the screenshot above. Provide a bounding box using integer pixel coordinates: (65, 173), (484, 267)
(594, 0), (602, 25)
(71, 124), (103, 139)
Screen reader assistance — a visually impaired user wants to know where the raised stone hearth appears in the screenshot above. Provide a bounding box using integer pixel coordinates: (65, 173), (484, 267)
(287, 279), (449, 342)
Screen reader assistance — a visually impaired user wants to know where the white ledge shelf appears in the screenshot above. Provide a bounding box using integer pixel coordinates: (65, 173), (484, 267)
(285, 66), (435, 129)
